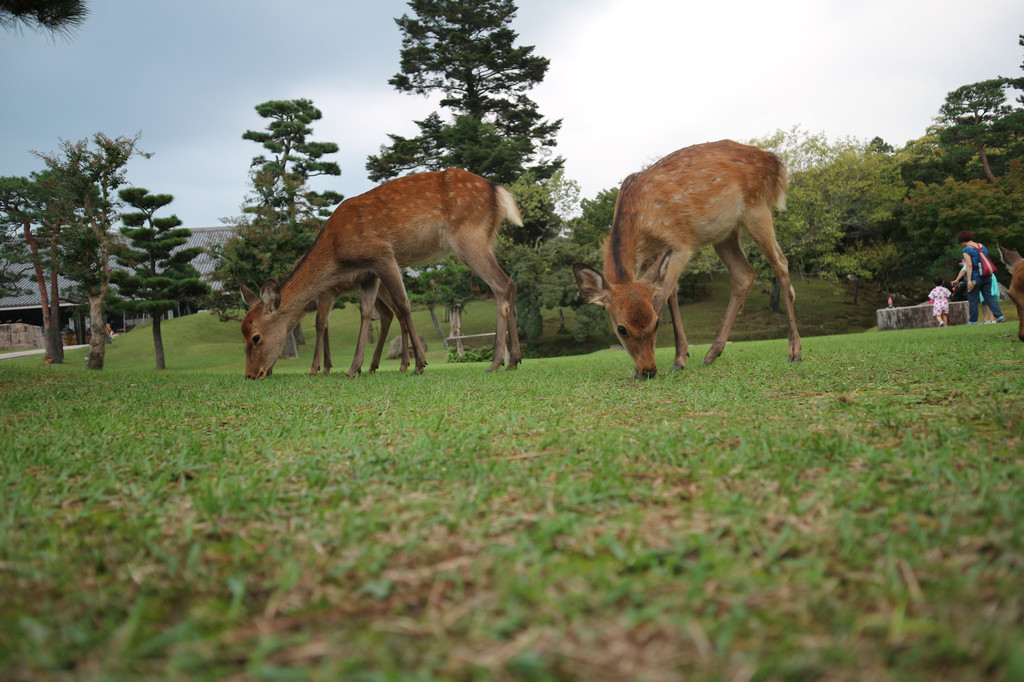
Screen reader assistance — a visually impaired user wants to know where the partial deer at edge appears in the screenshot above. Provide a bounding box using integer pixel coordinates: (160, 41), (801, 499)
(240, 168), (523, 379)
(574, 140), (800, 378)
(997, 244), (1024, 342)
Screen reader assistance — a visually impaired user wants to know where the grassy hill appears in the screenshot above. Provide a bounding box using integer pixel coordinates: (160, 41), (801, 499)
(14, 274), (894, 374)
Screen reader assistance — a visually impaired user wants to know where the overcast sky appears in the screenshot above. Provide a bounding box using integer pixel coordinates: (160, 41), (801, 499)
(2, 0), (1023, 227)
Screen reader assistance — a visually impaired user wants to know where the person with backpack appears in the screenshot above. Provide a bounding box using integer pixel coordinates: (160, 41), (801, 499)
(957, 230), (1005, 325)
(950, 263), (1000, 321)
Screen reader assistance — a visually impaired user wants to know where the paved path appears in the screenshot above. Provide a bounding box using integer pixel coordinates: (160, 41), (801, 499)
(0, 345), (88, 361)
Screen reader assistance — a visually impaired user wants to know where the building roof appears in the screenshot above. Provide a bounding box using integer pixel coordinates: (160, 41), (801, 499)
(181, 226), (233, 287)
(0, 226), (234, 312)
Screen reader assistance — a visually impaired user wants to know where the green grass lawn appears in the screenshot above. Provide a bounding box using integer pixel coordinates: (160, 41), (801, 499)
(1, 300), (1022, 680)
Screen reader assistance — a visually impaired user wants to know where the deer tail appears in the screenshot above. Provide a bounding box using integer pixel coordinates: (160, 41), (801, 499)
(495, 185), (523, 227)
(771, 155), (789, 212)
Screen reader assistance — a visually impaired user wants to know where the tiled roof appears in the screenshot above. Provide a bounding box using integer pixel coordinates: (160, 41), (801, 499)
(0, 226), (234, 311)
(180, 226), (233, 287)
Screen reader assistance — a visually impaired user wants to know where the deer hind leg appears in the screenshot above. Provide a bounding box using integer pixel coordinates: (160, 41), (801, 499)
(377, 260), (428, 374)
(745, 207), (801, 362)
(346, 278), (381, 378)
(452, 237), (521, 372)
(705, 231), (756, 365)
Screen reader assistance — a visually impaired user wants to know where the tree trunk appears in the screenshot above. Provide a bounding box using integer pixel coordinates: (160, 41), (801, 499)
(282, 329), (299, 359)
(978, 144), (997, 183)
(428, 304), (448, 349)
(293, 321), (305, 345)
(852, 278), (861, 306)
(23, 220), (64, 363)
(86, 294), (105, 370)
(47, 269), (63, 363)
(769, 279), (781, 313)
(450, 305), (463, 357)
(152, 313), (166, 370)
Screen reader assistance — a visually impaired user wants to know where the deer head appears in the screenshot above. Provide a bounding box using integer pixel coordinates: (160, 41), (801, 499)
(573, 253), (671, 379)
(240, 281), (290, 379)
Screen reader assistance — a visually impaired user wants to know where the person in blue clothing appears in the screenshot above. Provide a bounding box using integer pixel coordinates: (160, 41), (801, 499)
(950, 262), (1001, 322)
(957, 230), (1005, 325)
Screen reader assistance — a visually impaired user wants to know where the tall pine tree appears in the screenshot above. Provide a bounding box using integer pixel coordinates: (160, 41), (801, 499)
(218, 98), (343, 299)
(112, 188), (209, 370)
(367, 0), (562, 185)
(938, 79), (1014, 183)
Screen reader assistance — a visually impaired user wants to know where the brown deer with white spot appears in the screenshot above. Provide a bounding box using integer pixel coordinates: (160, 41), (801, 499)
(573, 140), (800, 378)
(240, 168), (523, 379)
(997, 244), (1024, 342)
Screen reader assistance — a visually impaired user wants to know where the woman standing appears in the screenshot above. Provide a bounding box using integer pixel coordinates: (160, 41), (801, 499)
(956, 230), (1005, 325)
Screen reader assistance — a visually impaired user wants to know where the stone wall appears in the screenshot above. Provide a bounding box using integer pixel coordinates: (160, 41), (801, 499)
(876, 301), (970, 331)
(387, 334), (428, 359)
(0, 323), (45, 351)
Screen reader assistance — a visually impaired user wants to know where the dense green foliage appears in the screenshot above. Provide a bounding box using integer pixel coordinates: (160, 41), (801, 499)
(2, 321), (1021, 680)
(0, 0), (88, 39)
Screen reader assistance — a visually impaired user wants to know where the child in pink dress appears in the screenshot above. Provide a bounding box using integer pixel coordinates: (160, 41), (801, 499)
(928, 275), (951, 327)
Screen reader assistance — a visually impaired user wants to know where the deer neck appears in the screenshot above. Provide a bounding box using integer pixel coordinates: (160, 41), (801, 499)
(276, 260), (324, 323)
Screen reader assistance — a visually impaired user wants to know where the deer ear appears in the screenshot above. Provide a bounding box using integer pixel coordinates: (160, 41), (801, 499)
(643, 250), (673, 310)
(259, 280), (281, 313)
(573, 263), (609, 307)
(240, 283), (260, 309)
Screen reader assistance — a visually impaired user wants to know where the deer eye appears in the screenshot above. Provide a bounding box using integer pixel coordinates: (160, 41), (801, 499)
(617, 325), (628, 338)
(251, 334), (261, 347)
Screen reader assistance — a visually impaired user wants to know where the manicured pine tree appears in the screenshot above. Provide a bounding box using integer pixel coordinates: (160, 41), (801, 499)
(112, 188), (209, 370)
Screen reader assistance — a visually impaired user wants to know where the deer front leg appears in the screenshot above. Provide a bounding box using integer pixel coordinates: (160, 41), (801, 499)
(665, 285), (689, 371)
(377, 260), (427, 374)
(346, 278), (380, 378)
(371, 286), (411, 372)
(368, 297), (392, 373)
(322, 325), (332, 374)
(310, 296), (328, 375)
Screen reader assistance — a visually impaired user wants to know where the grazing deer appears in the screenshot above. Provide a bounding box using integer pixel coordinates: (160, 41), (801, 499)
(997, 244), (1024, 342)
(240, 168), (523, 379)
(574, 140), (801, 378)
